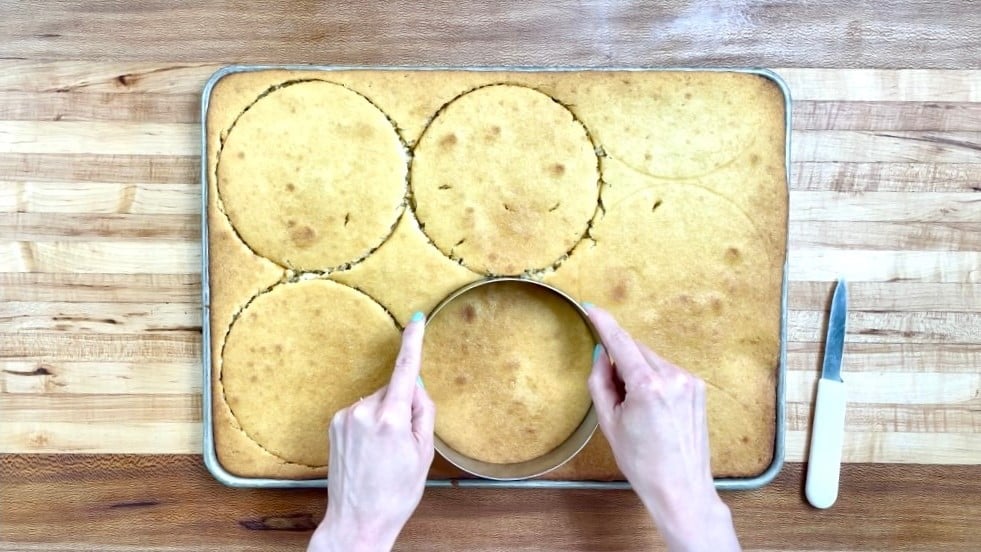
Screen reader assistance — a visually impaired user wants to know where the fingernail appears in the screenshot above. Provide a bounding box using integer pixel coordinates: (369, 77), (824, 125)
(411, 311), (425, 323)
(582, 302), (595, 311)
(416, 376), (425, 389)
(592, 343), (604, 363)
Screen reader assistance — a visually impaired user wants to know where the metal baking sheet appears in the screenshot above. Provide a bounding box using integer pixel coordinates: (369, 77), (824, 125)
(200, 65), (791, 491)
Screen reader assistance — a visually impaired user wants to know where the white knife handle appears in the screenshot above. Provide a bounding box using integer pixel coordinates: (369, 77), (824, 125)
(805, 378), (846, 509)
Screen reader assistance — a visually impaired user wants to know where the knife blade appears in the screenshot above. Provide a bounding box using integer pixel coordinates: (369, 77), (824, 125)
(805, 278), (848, 509)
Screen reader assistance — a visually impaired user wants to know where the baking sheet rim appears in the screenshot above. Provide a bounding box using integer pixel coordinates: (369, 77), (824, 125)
(199, 64), (792, 491)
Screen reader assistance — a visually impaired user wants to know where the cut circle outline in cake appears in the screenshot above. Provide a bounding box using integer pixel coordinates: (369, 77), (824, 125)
(218, 277), (401, 468)
(409, 83), (602, 276)
(557, 71), (770, 181)
(216, 79), (409, 272)
(544, 179), (782, 476)
(597, 154), (778, 268)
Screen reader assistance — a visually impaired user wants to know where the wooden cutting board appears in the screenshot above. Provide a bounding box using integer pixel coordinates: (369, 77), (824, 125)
(0, 64), (979, 465)
(0, 2), (980, 551)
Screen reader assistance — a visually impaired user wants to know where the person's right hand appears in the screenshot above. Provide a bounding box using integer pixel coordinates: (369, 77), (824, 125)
(584, 304), (740, 552)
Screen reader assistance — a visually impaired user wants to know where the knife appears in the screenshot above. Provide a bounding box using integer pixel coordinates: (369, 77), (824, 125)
(805, 277), (848, 509)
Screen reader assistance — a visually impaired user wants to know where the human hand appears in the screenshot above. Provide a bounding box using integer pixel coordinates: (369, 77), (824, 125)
(307, 313), (435, 552)
(584, 305), (740, 552)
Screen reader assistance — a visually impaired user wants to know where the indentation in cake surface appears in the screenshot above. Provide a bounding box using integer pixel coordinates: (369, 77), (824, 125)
(439, 133), (458, 147)
(288, 225), (316, 248)
(461, 304), (476, 323)
(725, 246), (742, 265)
(611, 280), (629, 302)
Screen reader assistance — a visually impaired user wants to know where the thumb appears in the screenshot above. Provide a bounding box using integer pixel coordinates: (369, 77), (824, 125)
(411, 383), (436, 447)
(587, 344), (619, 427)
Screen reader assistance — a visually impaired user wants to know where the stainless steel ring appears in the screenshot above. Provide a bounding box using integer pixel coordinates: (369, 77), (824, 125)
(422, 276), (600, 481)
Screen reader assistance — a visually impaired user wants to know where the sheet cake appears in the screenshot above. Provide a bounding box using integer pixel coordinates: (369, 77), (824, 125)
(205, 69), (787, 481)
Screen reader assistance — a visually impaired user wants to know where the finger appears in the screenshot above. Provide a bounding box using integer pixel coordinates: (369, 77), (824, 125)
(411, 385), (436, 446)
(692, 378), (712, 478)
(583, 305), (651, 389)
(587, 344), (619, 425)
(384, 312), (426, 408)
(366, 383), (387, 403)
(327, 409), (344, 485)
(638, 343), (682, 378)
(351, 387), (384, 425)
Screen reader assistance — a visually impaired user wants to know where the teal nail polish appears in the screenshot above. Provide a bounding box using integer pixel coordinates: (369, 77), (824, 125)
(592, 343), (604, 363)
(417, 376), (425, 389)
(411, 311), (425, 323)
(582, 302), (595, 310)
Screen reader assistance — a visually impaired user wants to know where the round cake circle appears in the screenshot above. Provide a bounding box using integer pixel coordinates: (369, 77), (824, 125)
(218, 80), (407, 270)
(221, 279), (400, 467)
(421, 281), (595, 464)
(410, 84), (599, 275)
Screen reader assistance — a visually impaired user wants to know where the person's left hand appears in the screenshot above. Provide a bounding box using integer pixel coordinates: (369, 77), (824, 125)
(308, 313), (435, 552)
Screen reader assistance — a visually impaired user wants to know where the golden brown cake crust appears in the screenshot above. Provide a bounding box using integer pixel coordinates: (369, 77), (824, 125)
(206, 68), (787, 481)
(421, 282), (594, 464)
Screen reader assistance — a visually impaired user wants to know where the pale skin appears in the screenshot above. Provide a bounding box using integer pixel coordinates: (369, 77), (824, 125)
(308, 306), (740, 552)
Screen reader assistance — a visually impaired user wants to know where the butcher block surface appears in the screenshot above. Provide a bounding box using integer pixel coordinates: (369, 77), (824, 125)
(0, 1), (979, 550)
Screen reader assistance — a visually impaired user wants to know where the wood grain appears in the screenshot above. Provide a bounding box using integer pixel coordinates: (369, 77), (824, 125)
(6, 95), (981, 131)
(789, 222), (980, 251)
(0, 92), (199, 123)
(0, 273), (200, 303)
(0, 361), (199, 394)
(0, 1), (979, 549)
(0, 183), (196, 215)
(9, 122), (981, 162)
(793, 101), (981, 131)
(0, 121), (198, 155)
(0, 241), (200, 273)
(0, 153), (196, 183)
(5, 302), (981, 343)
(3, 158), (977, 192)
(0, 274), (976, 311)
(1, 1), (980, 68)
(1, 455), (979, 551)
(788, 250), (979, 283)
(3, 62), (979, 101)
